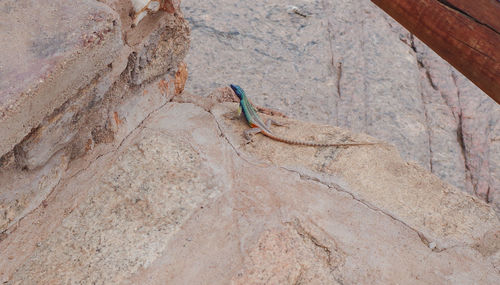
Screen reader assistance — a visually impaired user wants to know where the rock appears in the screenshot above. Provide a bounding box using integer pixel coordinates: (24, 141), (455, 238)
(0, 0), (122, 160)
(1, 0), (190, 170)
(126, 16), (190, 86)
(0, 69), (181, 235)
(0, 0), (190, 262)
(0, 152), (69, 232)
(181, 0), (500, 211)
(1, 94), (498, 283)
(1, 0), (498, 283)
(412, 37), (500, 208)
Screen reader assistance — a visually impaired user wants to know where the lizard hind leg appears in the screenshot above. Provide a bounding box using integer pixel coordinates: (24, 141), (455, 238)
(265, 119), (286, 129)
(243, 127), (262, 142)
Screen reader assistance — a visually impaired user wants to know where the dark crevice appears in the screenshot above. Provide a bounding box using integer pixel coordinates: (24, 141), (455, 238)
(321, 0), (339, 126)
(398, 33), (417, 53)
(486, 186), (491, 203)
(425, 69), (438, 90)
(452, 73), (475, 196)
(456, 112), (476, 193)
(292, 219), (335, 268)
(336, 62), (342, 99)
(413, 43), (434, 172)
(419, 90), (434, 173)
(409, 33), (417, 53)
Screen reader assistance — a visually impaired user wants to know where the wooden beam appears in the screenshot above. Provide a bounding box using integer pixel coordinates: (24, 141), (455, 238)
(444, 0), (500, 32)
(371, 0), (500, 103)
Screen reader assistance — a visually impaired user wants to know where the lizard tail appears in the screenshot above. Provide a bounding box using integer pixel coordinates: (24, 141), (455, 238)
(262, 131), (376, 147)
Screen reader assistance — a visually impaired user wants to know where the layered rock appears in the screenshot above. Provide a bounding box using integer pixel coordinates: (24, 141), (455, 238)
(0, 0), (189, 235)
(0, 0), (122, 162)
(0, 0), (189, 170)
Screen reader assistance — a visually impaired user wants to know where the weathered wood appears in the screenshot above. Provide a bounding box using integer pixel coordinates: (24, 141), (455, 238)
(445, 0), (500, 32)
(371, 0), (500, 103)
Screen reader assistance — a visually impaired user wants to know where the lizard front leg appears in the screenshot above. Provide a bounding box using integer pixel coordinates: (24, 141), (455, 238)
(231, 105), (244, 120)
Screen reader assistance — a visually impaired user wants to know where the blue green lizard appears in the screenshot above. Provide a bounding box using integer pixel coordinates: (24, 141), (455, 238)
(230, 84), (377, 147)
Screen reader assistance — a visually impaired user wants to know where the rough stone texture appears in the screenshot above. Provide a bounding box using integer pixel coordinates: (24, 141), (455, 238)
(411, 36), (500, 211)
(127, 15), (190, 86)
(0, 72), (178, 234)
(99, 1), (190, 85)
(126, 1), (189, 85)
(0, 0), (122, 159)
(181, 0), (500, 211)
(0, 0), (189, 170)
(0, 0), (190, 238)
(1, 0), (499, 283)
(11, 131), (217, 284)
(0, 151), (68, 232)
(0, 72), (180, 280)
(1, 95), (498, 284)
(211, 103), (497, 250)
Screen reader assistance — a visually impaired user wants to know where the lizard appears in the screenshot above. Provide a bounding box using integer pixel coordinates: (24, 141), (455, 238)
(229, 84), (378, 147)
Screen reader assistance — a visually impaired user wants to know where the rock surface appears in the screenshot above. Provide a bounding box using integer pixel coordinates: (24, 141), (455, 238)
(0, 0), (189, 236)
(181, 0), (500, 211)
(0, 0), (122, 160)
(1, 0), (499, 283)
(1, 92), (498, 283)
(0, 0), (189, 170)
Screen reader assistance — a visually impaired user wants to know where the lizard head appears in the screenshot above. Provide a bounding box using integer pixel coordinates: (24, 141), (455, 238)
(230, 84), (245, 100)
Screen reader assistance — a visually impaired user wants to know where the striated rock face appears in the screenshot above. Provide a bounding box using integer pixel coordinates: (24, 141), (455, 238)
(181, 0), (500, 212)
(0, 0), (189, 240)
(1, 91), (498, 283)
(0, 0), (122, 161)
(0, 0), (189, 170)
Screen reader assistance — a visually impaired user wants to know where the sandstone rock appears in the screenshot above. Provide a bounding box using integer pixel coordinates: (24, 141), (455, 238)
(0, 151), (68, 232)
(126, 15), (190, 86)
(0, 71), (179, 235)
(0, 0), (122, 160)
(0, 0), (190, 259)
(1, 0), (190, 170)
(1, 93), (498, 283)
